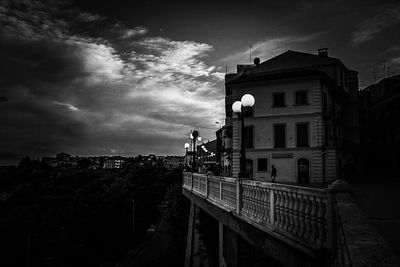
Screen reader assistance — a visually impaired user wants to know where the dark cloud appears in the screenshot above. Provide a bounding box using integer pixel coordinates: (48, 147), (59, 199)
(0, 0), (224, 164)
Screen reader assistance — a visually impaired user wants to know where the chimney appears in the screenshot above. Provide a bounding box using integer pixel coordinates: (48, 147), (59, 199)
(317, 48), (328, 57)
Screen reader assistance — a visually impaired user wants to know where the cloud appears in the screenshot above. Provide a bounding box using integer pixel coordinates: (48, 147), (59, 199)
(351, 4), (400, 47)
(53, 101), (80, 111)
(219, 33), (322, 65)
(0, 0), (224, 163)
(121, 26), (148, 39)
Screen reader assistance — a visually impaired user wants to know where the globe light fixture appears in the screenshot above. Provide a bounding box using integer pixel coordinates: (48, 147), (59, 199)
(184, 143), (190, 168)
(232, 101), (242, 113)
(241, 94), (255, 107)
(232, 93), (255, 178)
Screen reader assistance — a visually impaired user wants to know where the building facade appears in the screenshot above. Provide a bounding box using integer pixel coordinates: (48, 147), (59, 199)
(225, 49), (359, 184)
(359, 74), (400, 176)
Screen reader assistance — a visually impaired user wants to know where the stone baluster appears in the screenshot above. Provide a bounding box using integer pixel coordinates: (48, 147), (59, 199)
(303, 195), (311, 241)
(280, 191), (287, 230)
(265, 189), (270, 222)
(255, 187), (261, 219)
(248, 186), (253, 217)
(310, 195), (319, 243)
(269, 189), (275, 225)
(317, 196), (326, 246)
(275, 190), (281, 227)
(261, 188), (267, 221)
(292, 192), (300, 236)
(242, 185), (248, 215)
(298, 194), (306, 240)
(287, 192), (295, 234)
(284, 191), (290, 231)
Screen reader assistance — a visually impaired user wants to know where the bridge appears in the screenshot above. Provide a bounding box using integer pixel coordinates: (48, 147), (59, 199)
(182, 172), (399, 267)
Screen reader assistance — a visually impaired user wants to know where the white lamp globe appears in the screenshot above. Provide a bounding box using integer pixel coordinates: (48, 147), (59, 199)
(184, 143), (189, 149)
(232, 101), (242, 113)
(197, 136), (202, 141)
(241, 94), (255, 107)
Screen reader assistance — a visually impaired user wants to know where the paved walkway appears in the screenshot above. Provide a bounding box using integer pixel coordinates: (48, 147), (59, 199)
(351, 176), (400, 258)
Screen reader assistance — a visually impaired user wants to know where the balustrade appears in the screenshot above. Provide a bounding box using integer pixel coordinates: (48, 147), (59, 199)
(182, 172), (328, 250)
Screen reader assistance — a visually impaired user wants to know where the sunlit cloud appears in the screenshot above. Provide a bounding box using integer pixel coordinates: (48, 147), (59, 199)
(121, 26), (148, 39)
(0, 0), (225, 161)
(53, 101), (80, 112)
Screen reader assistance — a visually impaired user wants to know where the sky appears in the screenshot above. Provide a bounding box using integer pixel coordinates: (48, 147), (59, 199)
(0, 0), (400, 165)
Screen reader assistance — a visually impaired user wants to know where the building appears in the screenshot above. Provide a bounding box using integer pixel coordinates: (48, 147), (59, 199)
(104, 156), (125, 169)
(225, 49), (359, 183)
(216, 126), (233, 176)
(56, 152), (72, 167)
(163, 156), (184, 169)
(197, 139), (217, 167)
(359, 74), (400, 176)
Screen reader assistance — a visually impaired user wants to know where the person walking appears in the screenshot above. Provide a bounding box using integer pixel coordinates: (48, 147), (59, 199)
(271, 165), (277, 182)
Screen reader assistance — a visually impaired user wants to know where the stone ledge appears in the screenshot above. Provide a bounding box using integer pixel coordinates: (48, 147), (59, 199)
(334, 193), (400, 267)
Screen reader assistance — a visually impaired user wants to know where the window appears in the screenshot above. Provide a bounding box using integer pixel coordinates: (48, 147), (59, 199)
(257, 158), (268, 171)
(273, 93), (285, 107)
(243, 126), (253, 149)
(274, 124), (286, 148)
(296, 123), (309, 147)
(295, 90), (308, 105)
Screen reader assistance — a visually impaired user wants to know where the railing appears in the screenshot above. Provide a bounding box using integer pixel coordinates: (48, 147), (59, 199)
(183, 172), (328, 250)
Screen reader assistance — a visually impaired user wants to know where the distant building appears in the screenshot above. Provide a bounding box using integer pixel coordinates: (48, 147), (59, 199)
(359, 74), (400, 176)
(41, 157), (58, 168)
(197, 140), (217, 167)
(104, 156), (125, 169)
(56, 152), (72, 167)
(163, 156), (184, 169)
(216, 126), (233, 176)
(225, 49), (359, 183)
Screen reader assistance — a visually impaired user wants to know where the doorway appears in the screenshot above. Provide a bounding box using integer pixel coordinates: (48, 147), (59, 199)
(297, 158), (310, 185)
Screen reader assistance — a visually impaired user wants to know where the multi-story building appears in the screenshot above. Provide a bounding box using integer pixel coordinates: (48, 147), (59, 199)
(104, 156), (125, 169)
(359, 74), (400, 176)
(224, 49), (359, 184)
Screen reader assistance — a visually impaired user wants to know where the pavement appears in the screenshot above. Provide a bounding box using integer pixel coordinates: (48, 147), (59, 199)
(351, 176), (400, 258)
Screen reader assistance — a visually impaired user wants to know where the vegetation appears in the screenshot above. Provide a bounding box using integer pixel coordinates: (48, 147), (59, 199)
(0, 158), (187, 267)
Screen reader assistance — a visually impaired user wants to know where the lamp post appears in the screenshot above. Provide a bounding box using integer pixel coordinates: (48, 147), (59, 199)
(184, 143), (189, 169)
(232, 94), (255, 178)
(190, 130), (201, 171)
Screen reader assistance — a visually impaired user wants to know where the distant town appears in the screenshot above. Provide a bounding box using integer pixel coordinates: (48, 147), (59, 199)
(36, 153), (186, 170)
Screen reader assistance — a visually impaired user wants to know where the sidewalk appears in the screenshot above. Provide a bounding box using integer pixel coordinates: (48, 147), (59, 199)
(351, 176), (400, 258)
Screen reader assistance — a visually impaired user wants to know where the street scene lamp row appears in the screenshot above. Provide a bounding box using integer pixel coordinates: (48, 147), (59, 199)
(232, 94), (255, 178)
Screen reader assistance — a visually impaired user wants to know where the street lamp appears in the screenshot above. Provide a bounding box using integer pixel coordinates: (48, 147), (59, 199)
(232, 94), (255, 178)
(190, 130), (201, 171)
(184, 143), (190, 168)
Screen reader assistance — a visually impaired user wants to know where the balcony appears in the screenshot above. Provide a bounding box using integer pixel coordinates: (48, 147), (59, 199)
(183, 172), (328, 252)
